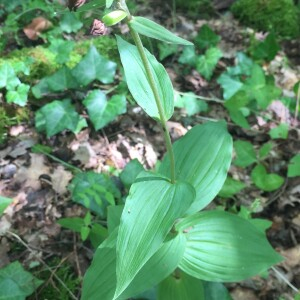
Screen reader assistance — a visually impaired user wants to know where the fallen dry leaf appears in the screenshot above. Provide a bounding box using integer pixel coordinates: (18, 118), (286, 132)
(23, 17), (52, 40)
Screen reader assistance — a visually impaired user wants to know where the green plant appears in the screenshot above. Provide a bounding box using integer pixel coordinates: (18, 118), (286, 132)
(231, 0), (300, 38)
(65, 1), (283, 299)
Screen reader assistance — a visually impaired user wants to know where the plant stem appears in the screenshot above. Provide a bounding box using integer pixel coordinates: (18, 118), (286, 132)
(123, 13), (176, 183)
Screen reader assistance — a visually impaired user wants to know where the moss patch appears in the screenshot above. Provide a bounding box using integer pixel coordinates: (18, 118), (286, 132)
(175, 0), (215, 17)
(231, 0), (300, 38)
(0, 36), (118, 82)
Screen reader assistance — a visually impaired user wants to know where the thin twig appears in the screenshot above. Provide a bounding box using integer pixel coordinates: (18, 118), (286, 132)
(7, 231), (78, 300)
(175, 90), (224, 104)
(73, 233), (82, 278)
(271, 266), (299, 293)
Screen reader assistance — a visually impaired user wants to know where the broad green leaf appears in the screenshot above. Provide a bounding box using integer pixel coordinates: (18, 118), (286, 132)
(119, 159), (144, 189)
(158, 270), (204, 300)
(116, 36), (174, 121)
(194, 24), (220, 49)
(115, 172), (195, 296)
(0, 196), (13, 216)
(57, 217), (85, 232)
(89, 223), (108, 248)
(159, 121), (233, 214)
(81, 232), (186, 300)
(259, 142), (273, 159)
(72, 46), (117, 85)
(217, 73), (243, 100)
(203, 282), (232, 300)
(252, 32), (280, 62)
(176, 210), (283, 282)
(107, 205), (124, 234)
(0, 62), (20, 90)
(81, 226), (91, 241)
(106, 0), (114, 8)
(196, 47), (222, 80)
(129, 17), (193, 46)
(69, 172), (121, 218)
(288, 154), (300, 177)
(251, 164), (284, 192)
(269, 123), (289, 139)
(218, 177), (246, 198)
(6, 83), (30, 106)
(233, 140), (257, 167)
(35, 99), (82, 137)
(0, 261), (43, 300)
(174, 92), (208, 116)
(83, 90), (126, 130)
(60, 12), (83, 33)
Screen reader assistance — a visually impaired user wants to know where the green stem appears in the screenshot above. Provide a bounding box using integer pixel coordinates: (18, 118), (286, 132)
(124, 18), (176, 183)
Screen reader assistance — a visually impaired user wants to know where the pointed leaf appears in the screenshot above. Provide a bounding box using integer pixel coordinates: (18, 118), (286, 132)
(35, 99), (81, 137)
(233, 140), (257, 167)
(159, 121), (232, 214)
(288, 154), (300, 177)
(72, 46), (117, 85)
(81, 232), (186, 300)
(0, 196), (13, 216)
(158, 270), (205, 300)
(83, 90), (126, 130)
(176, 211), (283, 282)
(0, 62), (20, 90)
(194, 24), (220, 49)
(6, 83), (30, 106)
(129, 17), (193, 45)
(115, 171), (195, 296)
(116, 36), (174, 121)
(251, 164), (284, 192)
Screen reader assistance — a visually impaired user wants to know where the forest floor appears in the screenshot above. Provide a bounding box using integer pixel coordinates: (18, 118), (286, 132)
(0, 1), (300, 299)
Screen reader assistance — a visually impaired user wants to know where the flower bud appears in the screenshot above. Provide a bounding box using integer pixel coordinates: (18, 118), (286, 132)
(67, 0), (86, 11)
(90, 19), (108, 36)
(102, 10), (127, 26)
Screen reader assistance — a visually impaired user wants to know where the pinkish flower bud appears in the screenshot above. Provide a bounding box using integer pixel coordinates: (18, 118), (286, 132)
(90, 19), (108, 36)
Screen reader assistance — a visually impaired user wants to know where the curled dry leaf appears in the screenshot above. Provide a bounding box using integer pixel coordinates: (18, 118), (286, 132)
(23, 17), (52, 40)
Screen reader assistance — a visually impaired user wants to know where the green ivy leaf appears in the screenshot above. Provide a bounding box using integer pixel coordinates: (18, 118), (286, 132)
(0, 196), (13, 216)
(269, 123), (289, 139)
(196, 47), (222, 80)
(129, 17), (193, 46)
(158, 43), (178, 60)
(6, 83), (30, 106)
(218, 177), (246, 198)
(49, 39), (75, 64)
(159, 121), (232, 214)
(117, 36), (174, 122)
(35, 99), (82, 137)
(174, 92), (208, 116)
(81, 231), (186, 300)
(178, 46), (197, 66)
(244, 64), (281, 109)
(76, 0), (105, 12)
(227, 52), (253, 77)
(176, 211), (283, 282)
(217, 73), (243, 100)
(252, 32), (280, 62)
(194, 24), (220, 50)
(233, 140), (257, 167)
(69, 171), (121, 218)
(0, 261), (43, 300)
(120, 159), (144, 189)
(251, 164), (284, 192)
(0, 62), (20, 90)
(288, 154), (300, 177)
(83, 90), (126, 130)
(157, 270), (205, 300)
(60, 12), (83, 33)
(258, 142), (273, 159)
(72, 46), (117, 85)
(115, 172), (195, 297)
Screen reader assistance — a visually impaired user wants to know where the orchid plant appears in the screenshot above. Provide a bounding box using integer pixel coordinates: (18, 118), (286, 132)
(67, 0), (283, 299)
